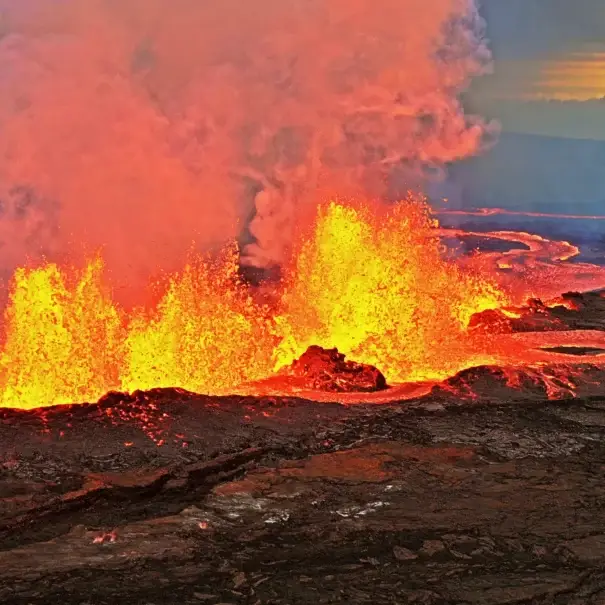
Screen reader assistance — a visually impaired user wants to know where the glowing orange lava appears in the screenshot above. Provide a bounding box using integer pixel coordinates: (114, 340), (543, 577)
(0, 198), (509, 409)
(273, 199), (506, 381)
(121, 245), (276, 395)
(0, 258), (124, 407)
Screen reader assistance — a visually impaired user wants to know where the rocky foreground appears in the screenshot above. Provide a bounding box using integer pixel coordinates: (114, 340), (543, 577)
(1, 374), (605, 604)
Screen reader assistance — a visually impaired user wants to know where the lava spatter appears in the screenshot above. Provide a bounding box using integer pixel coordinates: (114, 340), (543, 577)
(0, 197), (514, 409)
(272, 199), (507, 381)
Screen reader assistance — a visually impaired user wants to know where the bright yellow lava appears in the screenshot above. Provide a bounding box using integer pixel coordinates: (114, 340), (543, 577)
(0, 198), (508, 409)
(0, 258), (124, 407)
(121, 245), (275, 395)
(273, 199), (506, 381)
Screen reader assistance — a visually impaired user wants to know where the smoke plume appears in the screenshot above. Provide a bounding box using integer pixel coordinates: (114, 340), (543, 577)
(0, 0), (494, 288)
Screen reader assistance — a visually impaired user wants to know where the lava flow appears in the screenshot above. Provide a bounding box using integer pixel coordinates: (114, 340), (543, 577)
(0, 197), (509, 409)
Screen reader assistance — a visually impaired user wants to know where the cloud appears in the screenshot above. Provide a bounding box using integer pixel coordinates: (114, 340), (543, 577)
(0, 0), (493, 287)
(481, 0), (605, 60)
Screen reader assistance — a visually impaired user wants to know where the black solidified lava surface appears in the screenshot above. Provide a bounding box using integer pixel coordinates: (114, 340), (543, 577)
(1, 377), (605, 605)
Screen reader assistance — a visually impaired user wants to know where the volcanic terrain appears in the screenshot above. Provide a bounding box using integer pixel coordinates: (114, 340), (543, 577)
(3, 265), (605, 603)
(3, 1), (605, 602)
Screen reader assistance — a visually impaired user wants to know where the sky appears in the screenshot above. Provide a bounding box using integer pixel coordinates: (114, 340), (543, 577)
(470, 0), (605, 139)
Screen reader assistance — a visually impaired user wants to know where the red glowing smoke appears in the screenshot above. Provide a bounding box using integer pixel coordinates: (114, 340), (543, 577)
(0, 0), (494, 295)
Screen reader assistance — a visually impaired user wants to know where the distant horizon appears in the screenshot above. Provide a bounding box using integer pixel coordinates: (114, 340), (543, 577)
(473, 1), (605, 140)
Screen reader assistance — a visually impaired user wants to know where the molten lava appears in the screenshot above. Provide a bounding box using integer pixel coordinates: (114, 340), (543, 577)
(0, 259), (124, 408)
(121, 245), (276, 396)
(273, 200), (506, 381)
(0, 198), (509, 409)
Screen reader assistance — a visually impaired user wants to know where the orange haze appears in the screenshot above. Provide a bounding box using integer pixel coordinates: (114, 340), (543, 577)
(0, 0), (493, 295)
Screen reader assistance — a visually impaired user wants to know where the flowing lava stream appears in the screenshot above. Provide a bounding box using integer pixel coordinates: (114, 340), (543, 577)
(437, 207), (605, 301)
(2, 196), (605, 410)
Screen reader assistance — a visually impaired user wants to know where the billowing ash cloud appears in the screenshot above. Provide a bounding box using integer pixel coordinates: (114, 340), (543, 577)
(0, 0), (494, 286)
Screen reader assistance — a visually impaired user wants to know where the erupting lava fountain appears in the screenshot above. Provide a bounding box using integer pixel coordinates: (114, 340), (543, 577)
(1, 0), (605, 409)
(3, 195), (605, 409)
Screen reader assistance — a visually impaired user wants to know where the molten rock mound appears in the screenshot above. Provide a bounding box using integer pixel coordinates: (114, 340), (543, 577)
(287, 345), (387, 392)
(469, 291), (605, 334)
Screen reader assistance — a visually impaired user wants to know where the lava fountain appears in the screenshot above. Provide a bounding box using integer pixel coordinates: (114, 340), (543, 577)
(0, 0), (513, 408)
(272, 198), (506, 380)
(0, 196), (509, 409)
